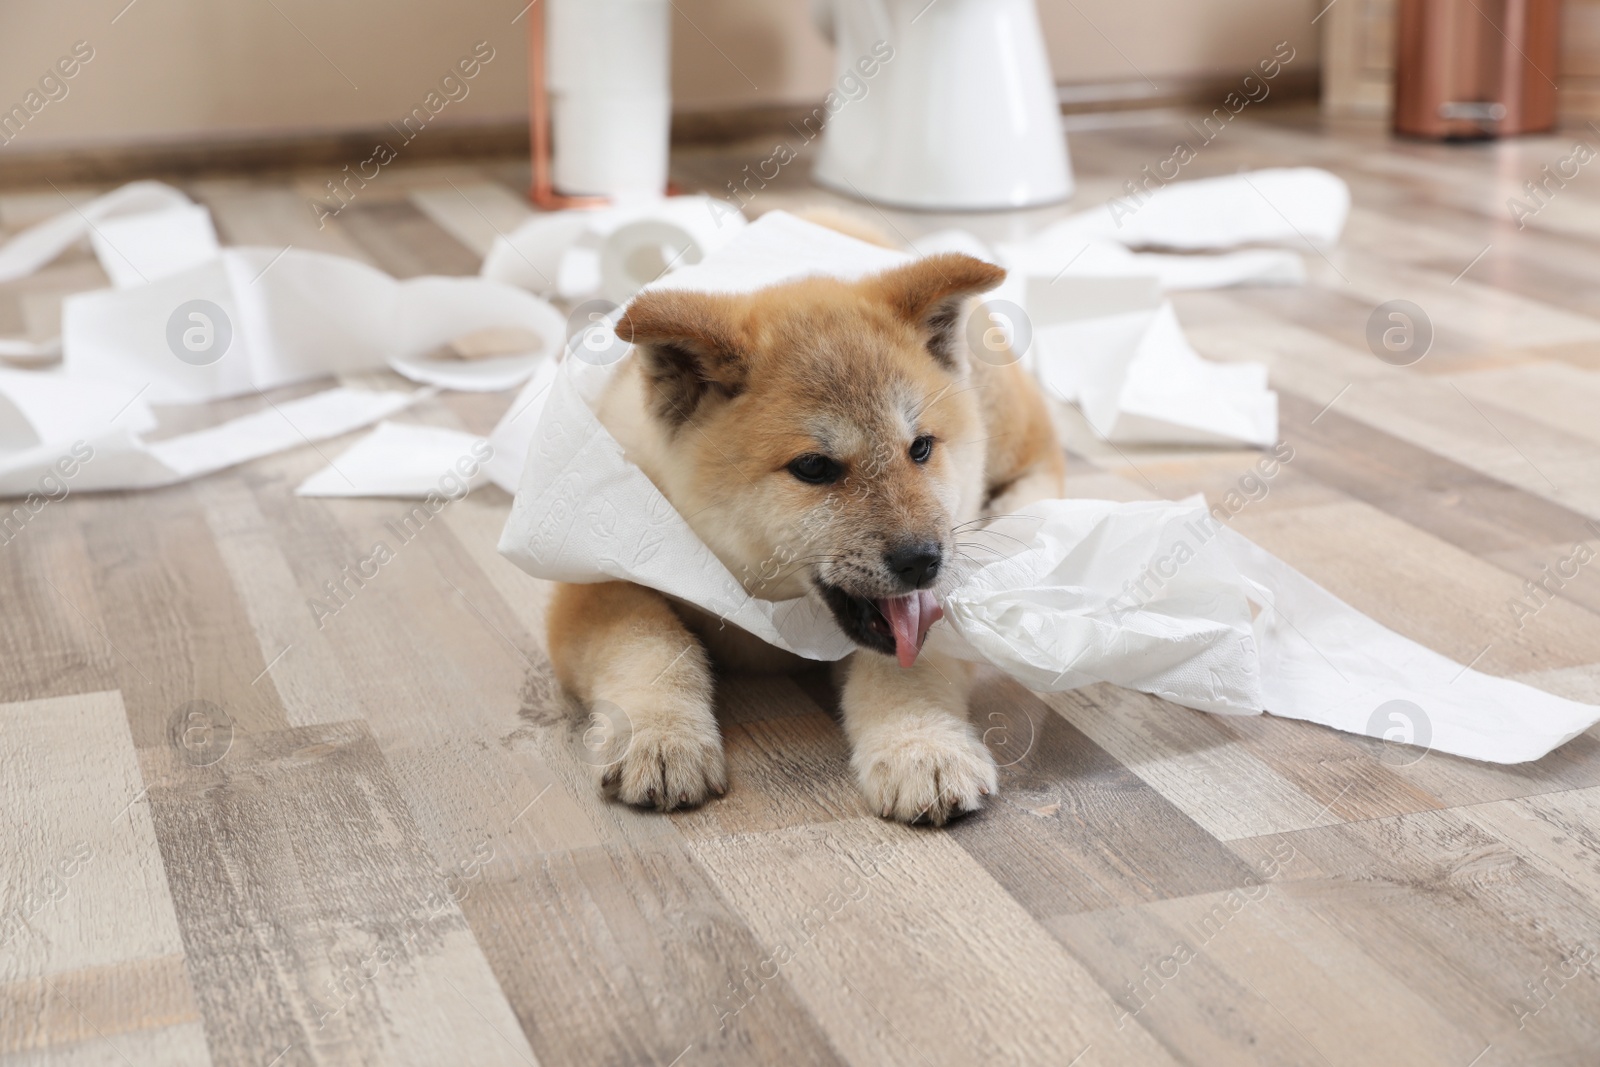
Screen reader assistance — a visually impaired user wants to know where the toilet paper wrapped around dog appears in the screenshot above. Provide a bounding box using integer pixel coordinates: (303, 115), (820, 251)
(499, 211), (1600, 764)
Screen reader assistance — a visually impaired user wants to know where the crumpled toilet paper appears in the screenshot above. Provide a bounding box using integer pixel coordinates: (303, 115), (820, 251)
(0, 181), (573, 497)
(1032, 293), (1278, 447)
(935, 168), (1349, 449)
(0, 384), (422, 496)
(61, 246), (565, 403)
(296, 420), (491, 498)
(0, 181), (213, 287)
(498, 210), (1600, 763)
(1041, 166), (1350, 251)
(0, 182), (566, 400)
(481, 194), (747, 304)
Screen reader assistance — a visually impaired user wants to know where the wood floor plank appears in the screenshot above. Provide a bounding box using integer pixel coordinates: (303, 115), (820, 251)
(1455, 786), (1600, 900)
(1456, 362), (1600, 453)
(0, 502), (119, 704)
(1181, 292), (1600, 522)
(462, 841), (846, 1067)
(140, 719), (538, 1067)
(1230, 499), (1600, 676)
(1051, 871), (1482, 1067)
(687, 817), (1178, 1066)
(236, 464), (594, 860)
(335, 200), (481, 279)
(674, 709), (865, 837)
(950, 676), (1264, 917)
(189, 473), (371, 728)
(74, 488), (292, 750)
(408, 181), (533, 259)
(188, 180), (375, 262)
(0, 958), (207, 1065)
(0, 691), (204, 1065)
(1040, 685), (1346, 841)
(1237, 809), (1600, 1060)
(1274, 392), (1597, 558)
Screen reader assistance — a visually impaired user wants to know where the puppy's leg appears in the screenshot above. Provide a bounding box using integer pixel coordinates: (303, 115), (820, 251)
(841, 651), (997, 825)
(547, 581), (726, 810)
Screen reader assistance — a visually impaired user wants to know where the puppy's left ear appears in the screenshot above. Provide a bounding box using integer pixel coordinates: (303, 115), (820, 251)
(617, 289), (750, 429)
(866, 253), (1006, 370)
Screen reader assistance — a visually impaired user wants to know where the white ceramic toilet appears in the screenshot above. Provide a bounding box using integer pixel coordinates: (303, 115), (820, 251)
(811, 0), (1073, 211)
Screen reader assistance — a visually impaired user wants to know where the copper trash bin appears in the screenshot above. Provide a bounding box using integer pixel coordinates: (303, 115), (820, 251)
(1393, 0), (1561, 138)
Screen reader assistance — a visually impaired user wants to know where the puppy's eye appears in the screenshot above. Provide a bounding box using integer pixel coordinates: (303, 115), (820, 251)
(909, 435), (935, 464)
(787, 453), (842, 485)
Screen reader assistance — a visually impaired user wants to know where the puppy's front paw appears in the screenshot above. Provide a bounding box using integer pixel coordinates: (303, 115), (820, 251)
(595, 706), (727, 812)
(852, 714), (998, 826)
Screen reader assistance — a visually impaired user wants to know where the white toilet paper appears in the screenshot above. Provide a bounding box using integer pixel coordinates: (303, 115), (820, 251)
(480, 212), (595, 295)
(599, 197), (749, 303)
(57, 246), (562, 404)
(1040, 166), (1351, 251)
(88, 202), (220, 288)
(0, 182), (562, 496)
(0, 181), (204, 285)
(545, 0), (672, 197)
(481, 196), (748, 305)
(1033, 297), (1279, 447)
(296, 420), (491, 498)
(0, 385), (422, 497)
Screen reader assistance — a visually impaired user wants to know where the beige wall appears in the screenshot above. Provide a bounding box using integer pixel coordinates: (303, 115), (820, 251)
(0, 0), (1321, 153)
(1040, 0), (1322, 87)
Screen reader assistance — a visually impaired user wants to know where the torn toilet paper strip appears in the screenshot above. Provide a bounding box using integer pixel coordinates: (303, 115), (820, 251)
(0, 386), (423, 496)
(296, 420), (490, 498)
(921, 229), (1307, 292)
(497, 211), (1600, 763)
(61, 246), (565, 403)
(1041, 166), (1351, 251)
(0, 183), (566, 399)
(999, 238), (1306, 292)
(0, 367), (156, 449)
(932, 498), (1599, 763)
(0, 181), (212, 286)
(1032, 299), (1279, 447)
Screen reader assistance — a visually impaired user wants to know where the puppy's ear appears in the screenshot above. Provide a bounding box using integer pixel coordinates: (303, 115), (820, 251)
(866, 253), (1006, 370)
(617, 290), (749, 428)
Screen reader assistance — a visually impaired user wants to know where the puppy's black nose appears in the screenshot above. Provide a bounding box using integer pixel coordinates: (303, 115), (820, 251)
(885, 541), (942, 589)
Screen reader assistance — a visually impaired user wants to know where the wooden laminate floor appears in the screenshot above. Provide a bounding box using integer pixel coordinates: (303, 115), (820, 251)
(5, 105), (1600, 1066)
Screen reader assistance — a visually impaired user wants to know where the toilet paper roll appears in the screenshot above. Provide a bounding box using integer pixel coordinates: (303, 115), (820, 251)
(599, 197), (748, 303)
(550, 90), (672, 199)
(546, 0), (671, 94)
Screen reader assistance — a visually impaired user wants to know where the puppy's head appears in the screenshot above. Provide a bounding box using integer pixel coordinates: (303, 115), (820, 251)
(617, 253), (1003, 666)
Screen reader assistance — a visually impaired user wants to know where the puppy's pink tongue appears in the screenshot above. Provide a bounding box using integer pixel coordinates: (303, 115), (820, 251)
(879, 590), (944, 668)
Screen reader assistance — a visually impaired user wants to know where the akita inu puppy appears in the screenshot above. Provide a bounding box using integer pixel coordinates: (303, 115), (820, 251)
(546, 252), (1065, 824)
